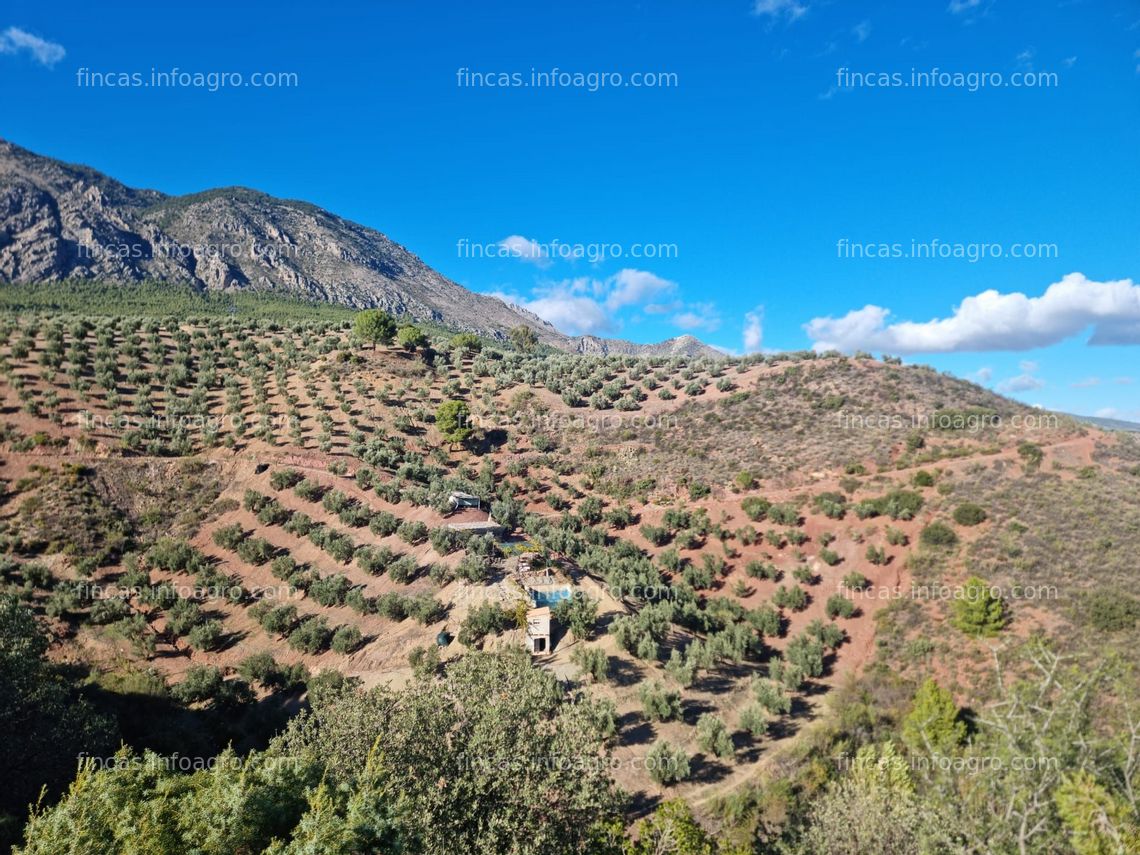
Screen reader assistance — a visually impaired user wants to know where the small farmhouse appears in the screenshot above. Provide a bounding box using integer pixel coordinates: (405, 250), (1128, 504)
(525, 607), (551, 655)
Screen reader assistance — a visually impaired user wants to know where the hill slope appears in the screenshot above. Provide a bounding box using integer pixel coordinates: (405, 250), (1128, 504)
(0, 140), (717, 357)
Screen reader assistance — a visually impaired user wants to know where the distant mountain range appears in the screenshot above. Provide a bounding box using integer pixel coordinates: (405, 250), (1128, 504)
(0, 139), (717, 357)
(1064, 413), (1140, 433)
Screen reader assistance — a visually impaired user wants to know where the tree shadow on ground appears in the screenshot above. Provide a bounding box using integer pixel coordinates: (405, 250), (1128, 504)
(627, 790), (662, 820)
(608, 656), (644, 687)
(681, 697), (718, 725)
(689, 753), (731, 784)
(618, 711), (656, 747)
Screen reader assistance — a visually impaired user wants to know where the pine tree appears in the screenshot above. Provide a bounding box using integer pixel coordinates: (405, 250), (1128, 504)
(951, 575), (1007, 636)
(902, 678), (966, 755)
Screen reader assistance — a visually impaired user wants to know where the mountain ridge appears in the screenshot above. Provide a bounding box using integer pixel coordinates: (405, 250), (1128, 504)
(0, 139), (719, 357)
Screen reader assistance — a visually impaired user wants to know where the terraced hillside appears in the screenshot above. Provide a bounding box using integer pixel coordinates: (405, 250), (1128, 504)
(1, 307), (1137, 853)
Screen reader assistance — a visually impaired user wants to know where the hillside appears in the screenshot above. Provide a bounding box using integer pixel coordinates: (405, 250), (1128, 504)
(0, 140), (718, 358)
(1, 302), (1137, 852)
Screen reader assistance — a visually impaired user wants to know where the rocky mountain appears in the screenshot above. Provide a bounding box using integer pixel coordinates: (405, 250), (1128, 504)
(0, 139), (721, 357)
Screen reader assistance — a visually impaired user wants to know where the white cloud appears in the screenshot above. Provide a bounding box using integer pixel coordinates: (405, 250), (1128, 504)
(1115, 376), (1135, 385)
(497, 235), (550, 267)
(1016, 48), (1035, 71)
(948, 0), (983, 14)
(491, 289), (613, 336)
(490, 268), (690, 337)
(804, 273), (1140, 354)
(997, 359), (1044, 394)
(0, 26), (65, 67)
(604, 268), (677, 311)
(1091, 407), (1140, 421)
(752, 0), (808, 22)
(997, 373), (1045, 393)
(853, 20), (871, 43)
(743, 307), (764, 353)
(1070, 377), (1101, 388)
(672, 302), (721, 332)
(974, 366), (993, 384)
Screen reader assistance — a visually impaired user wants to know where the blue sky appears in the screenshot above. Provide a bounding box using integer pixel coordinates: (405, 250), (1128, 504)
(2, 0), (1139, 418)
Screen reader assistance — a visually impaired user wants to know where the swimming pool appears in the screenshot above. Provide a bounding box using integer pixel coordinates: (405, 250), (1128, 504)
(530, 587), (571, 607)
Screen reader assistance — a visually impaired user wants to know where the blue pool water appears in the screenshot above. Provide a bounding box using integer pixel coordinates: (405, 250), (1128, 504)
(530, 588), (571, 607)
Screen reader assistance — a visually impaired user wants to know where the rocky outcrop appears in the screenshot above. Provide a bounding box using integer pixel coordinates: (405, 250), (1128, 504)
(0, 139), (721, 357)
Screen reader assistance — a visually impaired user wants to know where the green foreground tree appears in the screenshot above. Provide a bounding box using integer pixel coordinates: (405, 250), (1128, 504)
(19, 648), (623, 855)
(509, 325), (539, 352)
(0, 596), (116, 847)
(353, 310), (397, 349)
(396, 324), (428, 352)
(435, 399), (473, 447)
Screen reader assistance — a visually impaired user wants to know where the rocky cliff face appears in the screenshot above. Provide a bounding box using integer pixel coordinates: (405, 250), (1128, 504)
(0, 139), (721, 357)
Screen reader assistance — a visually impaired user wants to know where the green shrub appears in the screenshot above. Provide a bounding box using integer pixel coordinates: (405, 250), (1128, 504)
(238, 652), (303, 690)
(266, 471), (303, 492)
(792, 565), (815, 584)
(739, 704), (768, 739)
(270, 555), (297, 580)
(1080, 590), (1140, 632)
(1017, 441), (1044, 469)
(553, 594), (599, 640)
(260, 603), (299, 637)
(570, 645), (609, 682)
(639, 524), (672, 547)
(741, 497), (771, 522)
(664, 649), (697, 687)
(920, 522), (958, 548)
(768, 503), (799, 526)
(812, 492), (847, 520)
(734, 470), (757, 491)
(89, 597), (131, 625)
(458, 602), (513, 647)
(236, 537), (274, 565)
(288, 616), (333, 654)
(752, 678), (791, 715)
(356, 545), (395, 576)
(369, 511), (399, 536)
(950, 576), (1006, 637)
(397, 520), (429, 545)
(695, 714), (734, 759)
(825, 594), (856, 619)
(784, 633), (825, 678)
(388, 555), (418, 584)
(952, 503), (988, 526)
(171, 665), (223, 705)
(885, 526), (908, 546)
(330, 624), (363, 654)
(646, 740), (691, 785)
(639, 681), (682, 722)
(164, 598), (201, 636)
(187, 619), (224, 652)
(901, 678), (966, 755)
(746, 560), (779, 581)
(772, 585), (808, 611)
(746, 605), (781, 637)
(212, 523), (245, 551)
(308, 573), (351, 607)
